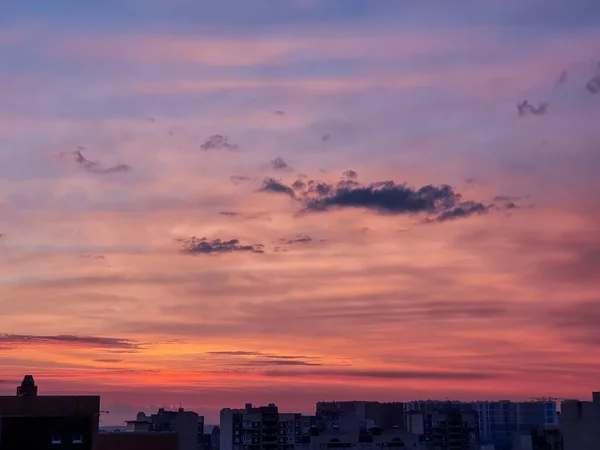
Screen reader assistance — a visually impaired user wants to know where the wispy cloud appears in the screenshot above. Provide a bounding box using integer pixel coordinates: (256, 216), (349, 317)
(0, 334), (141, 350)
(258, 178), (296, 198)
(60, 148), (131, 175)
(179, 237), (265, 255)
(271, 157), (292, 171)
(200, 134), (238, 151)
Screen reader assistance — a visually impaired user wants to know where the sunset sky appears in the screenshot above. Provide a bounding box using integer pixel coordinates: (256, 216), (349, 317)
(1, 0), (599, 425)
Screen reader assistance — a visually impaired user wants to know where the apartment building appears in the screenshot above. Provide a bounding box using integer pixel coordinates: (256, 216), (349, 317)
(221, 404), (319, 450)
(316, 401), (405, 430)
(559, 392), (600, 450)
(0, 375), (100, 450)
(124, 407), (204, 450)
(472, 400), (557, 448)
(406, 407), (478, 450)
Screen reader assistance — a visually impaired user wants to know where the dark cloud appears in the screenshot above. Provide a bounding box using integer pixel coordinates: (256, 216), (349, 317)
(304, 181), (459, 214)
(280, 235), (313, 245)
(556, 70), (568, 86)
(230, 175), (250, 185)
(205, 351), (314, 362)
(336, 179), (360, 190)
(292, 179), (306, 190)
(200, 134), (238, 151)
(432, 201), (489, 222)
(321, 133), (331, 141)
(60, 148), (131, 174)
(585, 75), (600, 94)
(493, 195), (521, 202)
(258, 178), (296, 198)
(517, 100), (548, 116)
(179, 237), (265, 255)
(219, 211), (239, 217)
(263, 369), (496, 380)
(308, 181), (333, 197)
(273, 110), (285, 116)
(94, 359), (124, 363)
(342, 170), (358, 179)
(271, 157), (292, 171)
(206, 351), (265, 356)
(0, 334), (140, 349)
(79, 254), (106, 259)
(243, 360), (321, 367)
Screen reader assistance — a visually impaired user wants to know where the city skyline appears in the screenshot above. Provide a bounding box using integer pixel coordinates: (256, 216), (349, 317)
(1, 0), (599, 427)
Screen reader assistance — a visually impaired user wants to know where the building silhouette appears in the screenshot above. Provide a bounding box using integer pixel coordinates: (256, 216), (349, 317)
(0, 375), (100, 450)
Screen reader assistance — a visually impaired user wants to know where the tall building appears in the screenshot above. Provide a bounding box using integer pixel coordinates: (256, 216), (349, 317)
(308, 423), (424, 450)
(406, 407), (478, 450)
(472, 400), (557, 448)
(125, 407), (203, 450)
(211, 425), (221, 450)
(220, 404), (317, 450)
(220, 403), (280, 450)
(315, 401), (405, 430)
(559, 392), (600, 450)
(0, 375), (100, 450)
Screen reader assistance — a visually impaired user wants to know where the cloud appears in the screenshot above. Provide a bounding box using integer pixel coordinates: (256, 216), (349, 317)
(204, 351), (318, 366)
(230, 175), (250, 185)
(280, 234), (313, 245)
(60, 148), (131, 175)
(585, 74), (600, 94)
(517, 101), (548, 117)
(200, 134), (238, 151)
(549, 300), (600, 347)
(243, 360), (321, 367)
(219, 211), (240, 217)
(0, 334), (140, 349)
(292, 179), (306, 190)
(271, 157), (292, 171)
(205, 351), (266, 356)
(263, 369), (497, 380)
(179, 237), (265, 255)
(94, 359), (124, 363)
(79, 254), (106, 259)
(432, 201), (489, 222)
(534, 230), (600, 287)
(205, 350), (311, 359)
(258, 178), (296, 198)
(304, 181), (460, 215)
(307, 180), (333, 197)
(342, 170), (358, 179)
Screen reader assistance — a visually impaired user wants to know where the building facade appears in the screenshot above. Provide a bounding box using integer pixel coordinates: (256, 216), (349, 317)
(0, 375), (100, 450)
(125, 407), (204, 450)
(406, 407), (478, 450)
(316, 401), (405, 430)
(472, 401), (557, 448)
(220, 404), (318, 450)
(559, 392), (600, 450)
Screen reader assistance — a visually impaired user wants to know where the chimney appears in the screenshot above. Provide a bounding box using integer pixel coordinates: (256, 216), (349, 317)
(17, 375), (38, 396)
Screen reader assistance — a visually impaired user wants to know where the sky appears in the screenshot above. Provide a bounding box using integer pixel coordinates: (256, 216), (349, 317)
(0, 0), (599, 425)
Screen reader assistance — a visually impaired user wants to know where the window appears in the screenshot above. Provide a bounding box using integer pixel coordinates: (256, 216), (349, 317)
(73, 435), (83, 444)
(51, 435), (61, 444)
